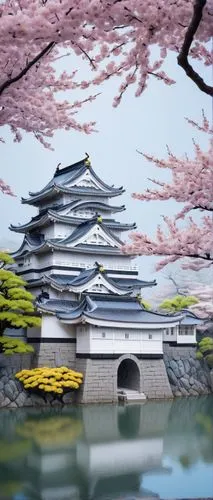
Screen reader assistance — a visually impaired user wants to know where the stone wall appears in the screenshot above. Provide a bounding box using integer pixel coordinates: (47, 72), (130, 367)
(76, 355), (173, 403)
(76, 358), (117, 403)
(140, 358), (173, 399)
(0, 351), (75, 409)
(30, 340), (76, 368)
(163, 344), (212, 396)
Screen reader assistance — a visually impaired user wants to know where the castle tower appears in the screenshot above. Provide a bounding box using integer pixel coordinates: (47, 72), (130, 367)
(11, 156), (185, 403)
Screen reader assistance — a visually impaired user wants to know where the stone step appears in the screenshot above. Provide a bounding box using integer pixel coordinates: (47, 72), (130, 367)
(118, 387), (146, 403)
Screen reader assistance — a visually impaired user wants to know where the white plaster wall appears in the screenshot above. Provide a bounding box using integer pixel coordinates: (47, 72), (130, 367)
(163, 326), (178, 342)
(27, 326), (41, 339)
(76, 326), (163, 354)
(76, 325), (91, 352)
(177, 326), (196, 344)
(41, 315), (76, 339)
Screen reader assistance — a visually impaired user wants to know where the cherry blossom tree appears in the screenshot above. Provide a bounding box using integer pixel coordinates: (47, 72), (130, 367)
(0, 0), (212, 195)
(1, 0), (212, 145)
(123, 114), (213, 271)
(189, 284), (213, 317)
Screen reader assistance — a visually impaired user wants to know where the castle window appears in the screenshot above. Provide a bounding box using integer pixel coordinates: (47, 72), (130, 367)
(148, 334), (152, 339)
(125, 333), (129, 339)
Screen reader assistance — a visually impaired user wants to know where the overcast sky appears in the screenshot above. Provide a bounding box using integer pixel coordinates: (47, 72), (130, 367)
(0, 50), (211, 296)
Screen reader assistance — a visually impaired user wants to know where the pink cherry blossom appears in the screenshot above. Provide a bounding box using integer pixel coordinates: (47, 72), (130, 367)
(123, 117), (213, 271)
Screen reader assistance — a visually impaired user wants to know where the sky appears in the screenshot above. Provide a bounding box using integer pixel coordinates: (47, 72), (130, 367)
(0, 49), (211, 298)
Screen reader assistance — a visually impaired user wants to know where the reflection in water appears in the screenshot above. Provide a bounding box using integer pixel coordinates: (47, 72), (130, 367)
(0, 396), (212, 500)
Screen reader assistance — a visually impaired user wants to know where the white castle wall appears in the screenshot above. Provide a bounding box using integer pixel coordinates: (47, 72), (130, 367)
(41, 315), (76, 339)
(76, 325), (163, 355)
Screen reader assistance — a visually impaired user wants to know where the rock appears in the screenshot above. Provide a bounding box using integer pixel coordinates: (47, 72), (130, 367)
(199, 373), (209, 387)
(179, 387), (189, 396)
(183, 359), (191, 374)
(173, 353), (180, 361)
(0, 397), (11, 407)
(189, 377), (194, 385)
(174, 390), (182, 397)
(170, 360), (180, 378)
(180, 377), (191, 390)
(189, 357), (197, 367)
(8, 401), (18, 408)
(51, 399), (62, 407)
(4, 383), (16, 402)
(62, 392), (73, 404)
(31, 394), (46, 407)
(0, 381), (4, 391)
(15, 392), (27, 407)
(191, 366), (197, 376)
(44, 393), (54, 404)
(177, 360), (185, 377)
(0, 391), (5, 405)
(189, 388), (199, 396)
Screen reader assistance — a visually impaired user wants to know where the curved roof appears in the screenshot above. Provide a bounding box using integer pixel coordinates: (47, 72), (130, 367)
(21, 157), (125, 205)
(54, 296), (184, 326)
(43, 266), (156, 295)
(9, 208), (134, 234)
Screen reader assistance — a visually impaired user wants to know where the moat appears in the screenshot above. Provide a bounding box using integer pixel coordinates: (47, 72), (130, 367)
(0, 396), (212, 500)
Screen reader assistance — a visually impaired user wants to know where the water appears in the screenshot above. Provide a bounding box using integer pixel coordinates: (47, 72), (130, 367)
(0, 396), (212, 500)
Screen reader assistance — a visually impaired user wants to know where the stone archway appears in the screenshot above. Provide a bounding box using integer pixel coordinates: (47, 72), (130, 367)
(117, 358), (140, 392)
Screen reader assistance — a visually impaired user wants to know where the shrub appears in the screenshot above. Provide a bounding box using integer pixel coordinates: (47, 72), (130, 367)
(196, 337), (213, 368)
(0, 336), (34, 355)
(15, 366), (83, 394)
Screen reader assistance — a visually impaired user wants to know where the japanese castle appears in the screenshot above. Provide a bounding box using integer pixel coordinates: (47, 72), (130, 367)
(10, 156), (201, 402)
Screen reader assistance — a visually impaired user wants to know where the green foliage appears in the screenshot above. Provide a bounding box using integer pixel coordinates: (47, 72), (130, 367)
(0, 252), (41, 335)
(196, 351), (203, 360)
(141, 299), (151, 310)
(196, 337), (213, 368)
(136, 294), (152, 310)
(159, 295), (199, 313)
(0, 336), (34, 355)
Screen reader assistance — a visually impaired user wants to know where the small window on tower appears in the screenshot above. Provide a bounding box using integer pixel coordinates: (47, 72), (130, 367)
(148, 334), (152, 339)
(125, 333), (129, 339)
(102, 332), (106, 338)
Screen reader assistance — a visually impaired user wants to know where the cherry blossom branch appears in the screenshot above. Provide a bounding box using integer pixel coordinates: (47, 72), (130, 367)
(0, 41), (55, 96)
(177, 0), (213, 96)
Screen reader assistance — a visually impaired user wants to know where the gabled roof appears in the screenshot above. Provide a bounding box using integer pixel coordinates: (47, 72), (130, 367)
(56, 217), (123, 247)
(43, 265), (156, 295)
(21, 157), (125, 206)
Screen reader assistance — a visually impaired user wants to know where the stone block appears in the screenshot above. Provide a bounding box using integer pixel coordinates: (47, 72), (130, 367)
(183, 359), (191, 374)
(4, 382), (16, 402)
(180, 377), (191, 391)
(0, 397), (11, 407)
(62, 392), (74, 404)
(169, 360), (180, 378)
(15, 392), (27, 407)
(177, 360), (185, 377)
(179, 387), (189, 396)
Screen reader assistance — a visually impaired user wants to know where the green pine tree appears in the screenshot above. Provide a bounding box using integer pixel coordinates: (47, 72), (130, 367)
(0, 252), (41, 335)
(159, 295), (199, 313)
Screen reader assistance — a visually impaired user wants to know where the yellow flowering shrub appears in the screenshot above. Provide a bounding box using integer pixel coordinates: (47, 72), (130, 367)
(15, 366), (83, 394)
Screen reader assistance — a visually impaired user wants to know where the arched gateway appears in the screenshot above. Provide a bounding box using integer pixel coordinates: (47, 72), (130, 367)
(117, 358), (140, 392)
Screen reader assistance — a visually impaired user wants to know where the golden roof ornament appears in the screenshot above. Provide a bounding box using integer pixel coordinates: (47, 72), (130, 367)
(84, 152), (91, 167)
